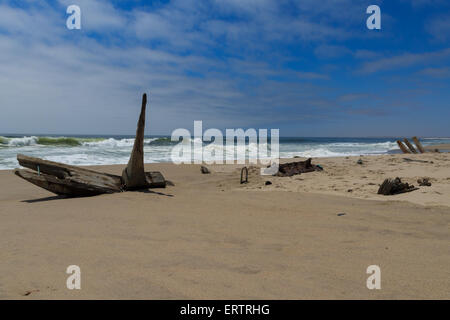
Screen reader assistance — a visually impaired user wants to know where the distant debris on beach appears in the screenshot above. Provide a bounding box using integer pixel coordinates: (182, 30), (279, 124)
(417, 178), (432, 187)
(201, 165), (211, 174)
(377, 177), (418, 195)
(403, 158), (433, 164)
(275, 158), (323, 177)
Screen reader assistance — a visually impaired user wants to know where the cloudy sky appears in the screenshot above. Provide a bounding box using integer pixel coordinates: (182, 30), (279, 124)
(0, 0), (449, 136)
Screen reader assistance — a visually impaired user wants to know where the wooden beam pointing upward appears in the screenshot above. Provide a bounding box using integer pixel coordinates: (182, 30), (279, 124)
(412, 136), (425, 153)
(122, 93), (149, 190)
(396, 140), (411, 154)
(403, 138), (418, 153)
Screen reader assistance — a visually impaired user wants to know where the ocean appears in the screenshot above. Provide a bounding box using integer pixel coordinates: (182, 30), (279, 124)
(1, 134), (449, 170)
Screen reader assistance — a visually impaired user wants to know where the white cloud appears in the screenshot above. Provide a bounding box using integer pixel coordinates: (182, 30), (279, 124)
(358, 48), (450, 73)
(418, 67), (450, 78)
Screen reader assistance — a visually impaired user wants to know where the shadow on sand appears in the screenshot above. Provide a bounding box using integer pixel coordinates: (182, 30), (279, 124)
(21, 195), (68, 203)
(133, 189), (174, 197)
(21, 188), (174, 203)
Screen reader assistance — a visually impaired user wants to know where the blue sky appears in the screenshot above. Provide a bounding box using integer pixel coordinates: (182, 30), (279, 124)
(0, 0), (449, 137)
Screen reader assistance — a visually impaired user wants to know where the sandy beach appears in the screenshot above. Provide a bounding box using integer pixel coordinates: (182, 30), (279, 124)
(0, 153), (449, 299)
(2, 0), (450, 305)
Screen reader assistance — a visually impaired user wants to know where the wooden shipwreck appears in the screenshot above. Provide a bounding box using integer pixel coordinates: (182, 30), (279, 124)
(396, 136), (432, 154)
(377, 177), (418, 195)
(275, 158), (323, 177)
(14, 93), (166, 197)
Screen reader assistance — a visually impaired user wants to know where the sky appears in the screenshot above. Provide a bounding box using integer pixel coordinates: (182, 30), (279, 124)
(0, 0), (449, 137)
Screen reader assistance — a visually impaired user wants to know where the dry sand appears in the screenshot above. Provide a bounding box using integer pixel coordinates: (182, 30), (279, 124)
(424, 143), (450, 152)
(0, 153), (449, 299)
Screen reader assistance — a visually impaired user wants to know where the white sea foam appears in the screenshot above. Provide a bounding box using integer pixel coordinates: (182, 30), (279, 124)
(4, 136), (39, 147)
(81, 138), (134, 148)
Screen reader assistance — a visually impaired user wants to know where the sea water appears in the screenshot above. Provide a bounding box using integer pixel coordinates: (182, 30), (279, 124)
(0, 134), (448, 170)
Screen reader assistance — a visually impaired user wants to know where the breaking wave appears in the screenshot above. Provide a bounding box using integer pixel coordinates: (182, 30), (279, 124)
(0, 136), (176, 147)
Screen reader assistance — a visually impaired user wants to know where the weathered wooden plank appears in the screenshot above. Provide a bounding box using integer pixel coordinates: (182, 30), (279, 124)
(17, 154), (123, 192)
(396, 140), (411, 154)
(275, 158), (323, 177)
(377, 177), (418, 195)
(403, 158), (432, 164)
(412, 136), (426, 153)
(145, 171), (166, 188)
(14, 169), (117, 197)
(403, 138), (418, 154)
(17, 154), (122, 179)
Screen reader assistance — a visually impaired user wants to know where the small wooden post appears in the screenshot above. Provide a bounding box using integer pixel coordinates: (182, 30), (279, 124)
(412, 136), (425, 154)
(403, 138), (417, 153)
(396, 140), (411, 154)
(240, 167), (248, 184)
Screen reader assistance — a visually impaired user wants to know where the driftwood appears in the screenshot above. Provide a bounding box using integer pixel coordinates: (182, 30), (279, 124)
(15, 155), (123, 196)
(396, 140), (411, 154)
(377, 177), (418, 195)
(412, 136), (425, 154)
(417, 178), (431, 186)
(403, 158), (433, 164)
(275, 158), (323, 177)
(14, 93), (167, 197)
(15, 167), (119, 197)
(397, 137), (430, 154)
(403, 138), (417, 154)
(122, 93), (149, 190)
